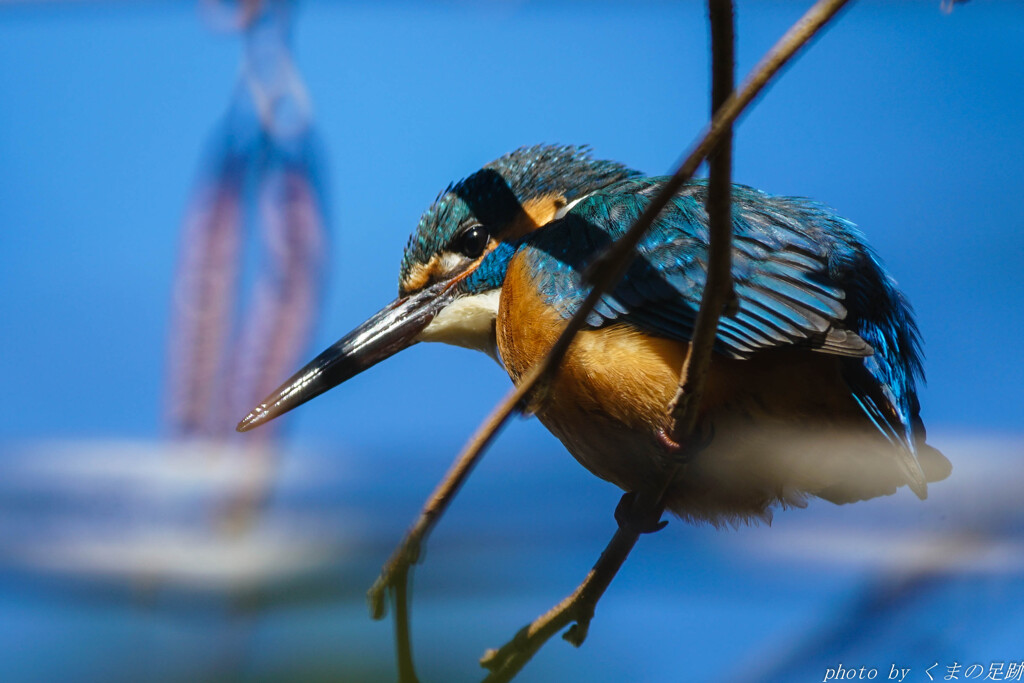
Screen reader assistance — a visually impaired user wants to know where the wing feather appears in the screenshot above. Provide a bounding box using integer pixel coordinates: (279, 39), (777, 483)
(515, 176), (939, 495)
(529, 179), (873, 360)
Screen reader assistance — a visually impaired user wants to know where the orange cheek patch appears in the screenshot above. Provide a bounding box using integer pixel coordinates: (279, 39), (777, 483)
(401, 253), (441, 293)
(402, 194), (565, 295)
(523, 193), (566, 225)
(503, 194), (567, 240)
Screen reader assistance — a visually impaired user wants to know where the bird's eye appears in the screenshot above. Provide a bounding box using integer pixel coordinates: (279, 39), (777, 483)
(455, 224), (489, 259)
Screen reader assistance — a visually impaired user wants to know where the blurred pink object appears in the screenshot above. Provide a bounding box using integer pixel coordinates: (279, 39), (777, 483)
(167, 0), (328, 440)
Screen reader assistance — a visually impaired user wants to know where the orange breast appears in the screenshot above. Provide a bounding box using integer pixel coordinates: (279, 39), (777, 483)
(496, 251), (915, 525)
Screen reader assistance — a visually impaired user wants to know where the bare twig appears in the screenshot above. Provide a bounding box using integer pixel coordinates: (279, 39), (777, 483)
(479, 524), (641, 682)
(369, 0), (854, 674)
(478, 1), (742, 679)
(392, 564), (419, 683)
(367, 376), (528, 618)
(476, 0), (854, 679)
(666, 0), (736, 448)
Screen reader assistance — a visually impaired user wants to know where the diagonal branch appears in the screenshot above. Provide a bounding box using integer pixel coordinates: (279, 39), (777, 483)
(391, 564), (419, 683)
(666, 0), (736, 449)
(478, 0), (740, 679)
(479, 523), (641, 683)
(369, 0), (854, 674)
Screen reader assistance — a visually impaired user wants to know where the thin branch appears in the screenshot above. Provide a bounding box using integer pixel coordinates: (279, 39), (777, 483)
(478, 0), (743, 678)
(368, 0), (854, 667)
(666, 0), (736, 447)
(367, 378), (525, 618)
(479, 524), (641, 682)
(392, 564), (419, 683)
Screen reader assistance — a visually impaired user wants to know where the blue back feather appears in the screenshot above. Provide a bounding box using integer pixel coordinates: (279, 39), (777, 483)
(405, 147), (932, 488)
(464, 176), (927, 465)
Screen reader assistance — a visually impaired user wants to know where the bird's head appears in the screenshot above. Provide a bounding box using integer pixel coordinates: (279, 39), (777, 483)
(237, 144), (638, 432)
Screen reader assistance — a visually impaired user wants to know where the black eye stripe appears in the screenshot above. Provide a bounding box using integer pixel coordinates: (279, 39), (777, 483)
(455, 224), (489, 259)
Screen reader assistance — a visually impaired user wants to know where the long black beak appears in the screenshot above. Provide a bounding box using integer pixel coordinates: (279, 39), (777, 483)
(236, 280), (453, 432)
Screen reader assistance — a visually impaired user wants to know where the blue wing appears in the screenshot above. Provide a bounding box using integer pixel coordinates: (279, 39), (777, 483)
(520, 177), (937, 494)
(532, 179), (875, 359)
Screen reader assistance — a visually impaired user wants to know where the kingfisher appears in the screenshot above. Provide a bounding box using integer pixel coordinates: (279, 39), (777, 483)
(237, 144), (950, 525)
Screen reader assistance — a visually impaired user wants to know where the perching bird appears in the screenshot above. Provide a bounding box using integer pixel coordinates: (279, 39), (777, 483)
(237, 144), (950, 525)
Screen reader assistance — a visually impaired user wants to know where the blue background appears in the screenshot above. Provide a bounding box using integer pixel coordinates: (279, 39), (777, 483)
(1, 2), (1022, 682)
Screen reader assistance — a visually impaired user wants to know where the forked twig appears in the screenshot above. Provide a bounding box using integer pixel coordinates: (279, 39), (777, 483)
(479, 0), (853, 680)
(666, 0), (737, 447)
(479, 0), (738, 679)
(370, 0), (854, 678)
(479, 523), (642, 682)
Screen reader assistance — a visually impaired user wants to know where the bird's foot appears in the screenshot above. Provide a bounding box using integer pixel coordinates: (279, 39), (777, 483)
(656, 428), (683, 454)
(657, 422), (714, 462)
(614, 491), (668, 534)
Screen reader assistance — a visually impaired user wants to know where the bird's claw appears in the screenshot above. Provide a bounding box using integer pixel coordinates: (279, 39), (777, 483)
(656, 428), (683, 454)
(657, 421), (715, 463)
(614, 491), (668, 534)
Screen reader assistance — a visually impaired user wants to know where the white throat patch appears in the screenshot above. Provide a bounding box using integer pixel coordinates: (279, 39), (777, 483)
(553, 191), (593, 220)
(416, 289), (502, 362)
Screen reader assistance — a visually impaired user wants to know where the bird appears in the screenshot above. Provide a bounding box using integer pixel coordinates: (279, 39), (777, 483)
(237, 144), (950, 526)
